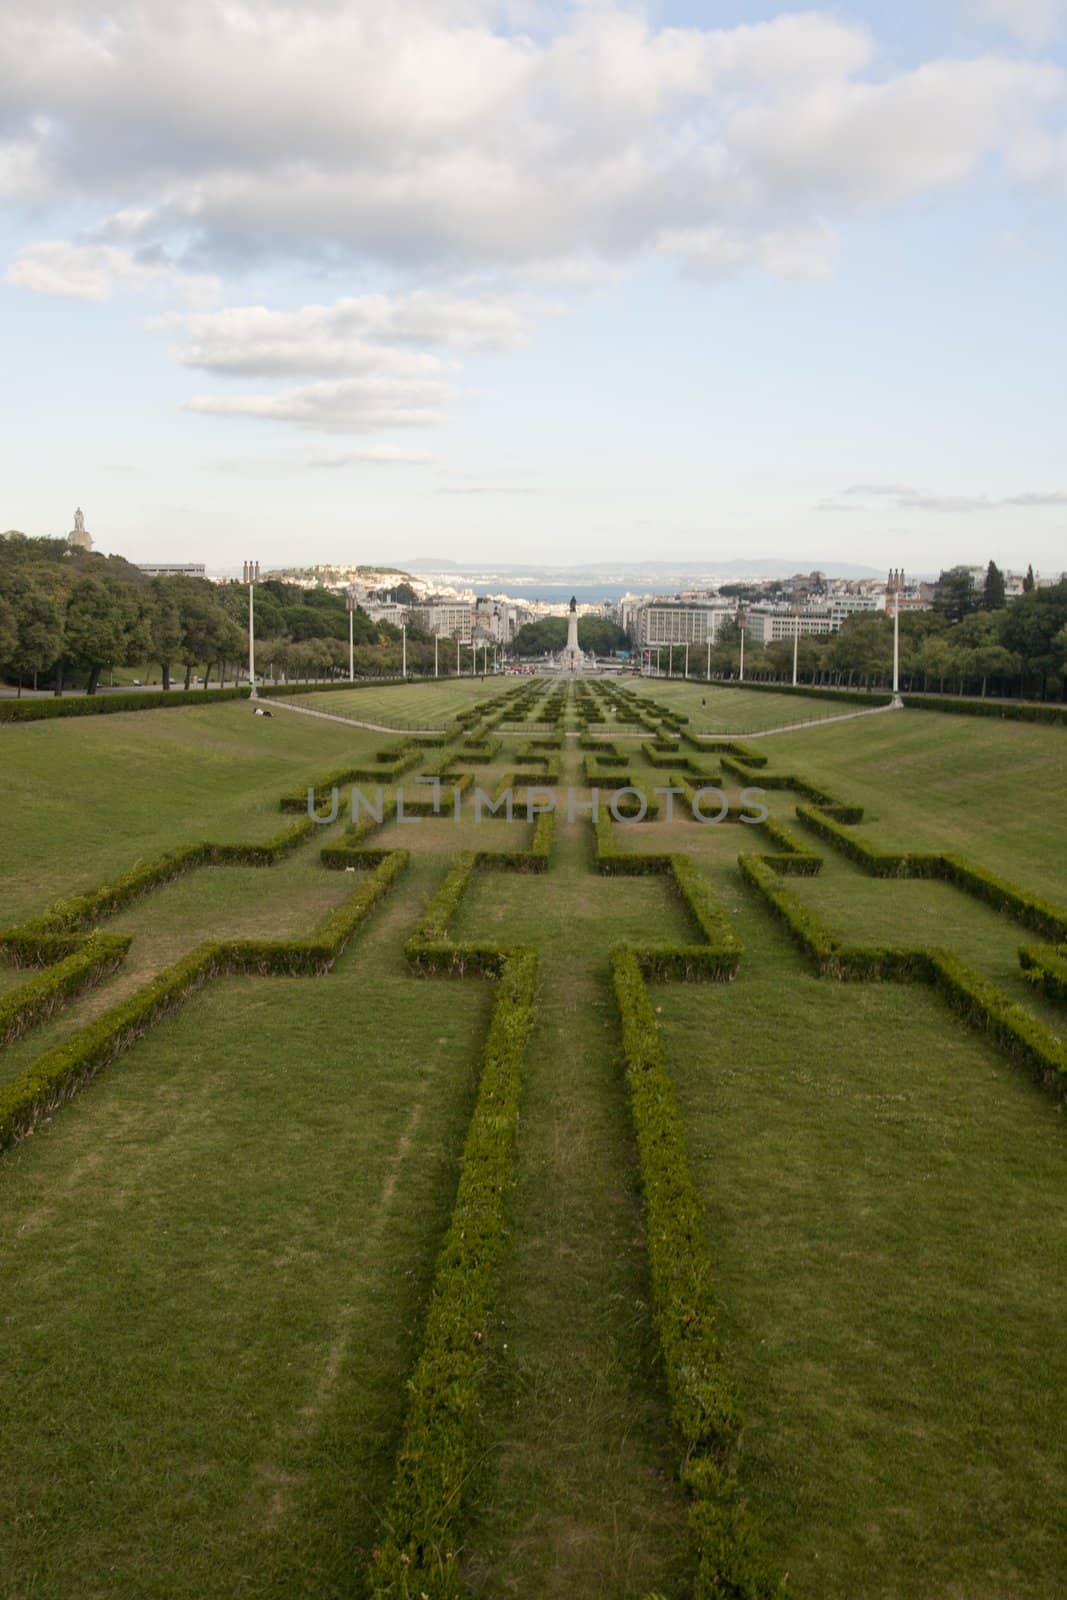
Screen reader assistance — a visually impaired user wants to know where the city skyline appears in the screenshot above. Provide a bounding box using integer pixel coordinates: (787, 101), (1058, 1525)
(2, 1), (1067, 571)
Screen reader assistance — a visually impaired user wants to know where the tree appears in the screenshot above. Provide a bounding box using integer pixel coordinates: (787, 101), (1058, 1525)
(933, 566), (978, 624)
(0, 595), (16, 666)
(982, 560), (1006, 611)
(1023, 564), (1036, 594)
(1001, 579), (1067, 698)
(147, 580), (183, 690)
(63, 576), (141, 694)
(829, 615), (891, 685)
(0, 572), (66, 694)
(918, 635), (963, 694)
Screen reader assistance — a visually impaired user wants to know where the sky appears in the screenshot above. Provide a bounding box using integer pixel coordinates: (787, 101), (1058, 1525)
(2, 0), (1066, 577)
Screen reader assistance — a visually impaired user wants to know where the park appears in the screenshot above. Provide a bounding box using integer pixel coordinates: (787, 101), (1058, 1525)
(1, 675), (1066, 1600)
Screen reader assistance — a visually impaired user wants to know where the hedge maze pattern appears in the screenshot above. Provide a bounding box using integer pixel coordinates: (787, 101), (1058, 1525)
(2, 675), (1064, 1599)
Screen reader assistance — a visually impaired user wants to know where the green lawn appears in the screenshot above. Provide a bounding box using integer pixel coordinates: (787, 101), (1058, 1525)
(658, 892), (1067, 1599)
(0, 858), (494, 1600)
(0, 700), (380, 924)
(288, 676), (518, 728)
(766, 708), (1067, 900)
(1, 687), (1065, 1598)
(624, 680), (860, 732)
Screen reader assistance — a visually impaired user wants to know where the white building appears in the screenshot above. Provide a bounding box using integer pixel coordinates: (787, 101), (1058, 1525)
(409, 602), (473, 640)
(363, 601), (409, 627)
(137, 562), (207, 577)
(745, 608), (835, 647)
(635, 601), (735, 648)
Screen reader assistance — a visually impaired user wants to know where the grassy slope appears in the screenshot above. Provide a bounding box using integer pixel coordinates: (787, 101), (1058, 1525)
(658, 892), (1067, 1599)
(0, 857), (494, 1600)
(629, 680), (850, 732)
(764, 708), (1067, 900)
(454, 808), (694, 1600)
(2, 689), (1066, 1597)
(0, 701), (381, 924)
(290, 676), (517, 727)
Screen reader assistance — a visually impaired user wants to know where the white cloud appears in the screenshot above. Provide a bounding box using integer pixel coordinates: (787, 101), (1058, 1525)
(968, 0), (1065, 45)
(0, 3), (1062, 274)
(6, 240), (220, 304)
(826, 483), (1067, 512)
(169, 289), (541, 377)
(308, 446), (438, 468)
(185, 375), (452, 432)
(662, 221), (838, 280)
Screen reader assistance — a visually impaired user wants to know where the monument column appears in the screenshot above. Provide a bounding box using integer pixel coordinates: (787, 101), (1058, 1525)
(563, 595), (581, 671)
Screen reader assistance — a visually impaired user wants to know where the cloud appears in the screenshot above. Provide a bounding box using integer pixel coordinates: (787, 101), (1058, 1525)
(168, 289), (541, 377)
(662, 221), (838, 280)
(308, 446), (438, 468)
(6, 241), (220, 304)
(1, 2), (1063, 277)
(968, 0), (1065, 45)
(185, 375), (452, 432)
(435, 483), (543, 496)
(824, 484), (1067, 513)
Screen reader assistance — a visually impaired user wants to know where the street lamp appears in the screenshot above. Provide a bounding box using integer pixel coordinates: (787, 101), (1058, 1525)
(243, 559), (260, 696)
(792, 601), (800, 687)
(402, 620), (407, 679)
(738, 606), (747, 684)
(346, 589), (357, 682)
(684, 641), (689, 680)
(434, 633), (440, 679)
(888, 568), (905, 698)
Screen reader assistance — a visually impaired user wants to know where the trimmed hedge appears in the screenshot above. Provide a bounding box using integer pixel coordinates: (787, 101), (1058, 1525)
(902, 693), (1067, 726)
(795, 805), (1067, 939)
(0, 854), (409, 1151)
(739, 851), (1067, 1095)
(1019, 943), (1067, 1006)
(475, 809), (556, 874)
(611, 949), (783, 1598)
(708, 679), (893, 707)
(0, 934), (130, 1050)
(1, 820), (315, 952)
(595, 814), (742, 980)
(0, 687), (248, 722)
(793, 804), (941, 879)
(929, 948), (1067, 1092)
(367, 948), (538, 1598)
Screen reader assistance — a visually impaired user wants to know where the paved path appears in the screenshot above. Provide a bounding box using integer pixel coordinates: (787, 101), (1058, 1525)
(694, 697), (903, 739)
(267, 692), (902, 742)
(263, 698), (446, 735)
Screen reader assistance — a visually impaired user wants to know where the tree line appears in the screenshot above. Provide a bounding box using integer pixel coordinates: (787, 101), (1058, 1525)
(661, 565), (1067, 700)
(0, 535), (444, 694)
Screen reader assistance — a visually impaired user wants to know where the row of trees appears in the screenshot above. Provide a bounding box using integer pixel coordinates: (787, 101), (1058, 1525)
(662, 579), (1067, 699)
(0, 535), (436, 694)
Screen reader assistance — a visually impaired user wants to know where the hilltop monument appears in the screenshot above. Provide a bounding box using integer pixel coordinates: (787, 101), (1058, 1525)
(68, 508), (93, 552)
(561, 594), (583, 672)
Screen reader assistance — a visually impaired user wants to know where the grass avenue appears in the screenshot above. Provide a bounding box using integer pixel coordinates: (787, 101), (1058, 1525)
(1, 676), (1065, 1599)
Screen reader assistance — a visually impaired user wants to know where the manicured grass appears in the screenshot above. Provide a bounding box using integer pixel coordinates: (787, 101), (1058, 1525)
(454, 797), (693, 1598)
(625, 681), (857, 732)
(0, 700), (380, 924)
(288, 676), (517, 728)
(0, 859), (493, 1600)
(658, 892), (1067, 1599)
(765, 709), (1067, 900)
(0, 837), (357, 1089)
(2, 685), (1067, 1598)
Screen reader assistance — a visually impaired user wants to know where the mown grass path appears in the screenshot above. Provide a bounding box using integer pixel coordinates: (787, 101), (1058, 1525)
(458, 808), (691, 1599)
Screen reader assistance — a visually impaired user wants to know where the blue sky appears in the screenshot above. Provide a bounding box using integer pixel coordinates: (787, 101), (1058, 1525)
(2, 1), (1066, 576)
